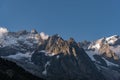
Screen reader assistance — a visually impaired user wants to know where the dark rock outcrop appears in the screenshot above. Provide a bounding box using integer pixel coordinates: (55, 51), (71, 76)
(31, 29), (38, 34)
(0, 57), (44, 80)
(0, 47), (18, 56)
(31, 35), (106, 80)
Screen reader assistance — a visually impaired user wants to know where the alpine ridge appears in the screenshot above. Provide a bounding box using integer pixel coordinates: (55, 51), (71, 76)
(0, 27), (120, 80)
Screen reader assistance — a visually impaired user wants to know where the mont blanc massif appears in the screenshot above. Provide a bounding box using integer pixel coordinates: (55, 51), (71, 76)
(0, 27), (120, 80)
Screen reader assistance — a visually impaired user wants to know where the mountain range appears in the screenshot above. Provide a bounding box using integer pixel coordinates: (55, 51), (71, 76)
(0, 27), (120, 80)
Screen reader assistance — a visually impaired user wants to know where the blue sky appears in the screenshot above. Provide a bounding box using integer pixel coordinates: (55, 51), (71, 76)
(0, 0), (120, 41)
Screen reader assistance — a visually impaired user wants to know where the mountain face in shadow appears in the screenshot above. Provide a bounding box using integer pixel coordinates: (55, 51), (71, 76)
(31, 35), (105, 80)
(0, 57), (44, 80)
(1, 28), (120, 80)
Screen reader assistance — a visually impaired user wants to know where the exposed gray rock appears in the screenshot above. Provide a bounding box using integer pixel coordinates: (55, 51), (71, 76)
(31, 35), (106, 80)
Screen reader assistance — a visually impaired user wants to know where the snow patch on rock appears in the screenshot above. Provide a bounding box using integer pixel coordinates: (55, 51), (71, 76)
(102, 57), (119, 67)
(40, 32), (49, 40)
(42, 61), (50, 75)
(0, 27), (8, 37)
(7, 52), (33, 60)
(106, 35), (119, 45)
(90, 43), (101, 50)
(86, 51), (97, 61)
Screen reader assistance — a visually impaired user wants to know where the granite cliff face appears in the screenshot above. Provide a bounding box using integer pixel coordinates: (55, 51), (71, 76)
(85, 35), (120, 80)
(88, 37), (119, 60)
(1, 28), (120, 80)
(31, 34), (105, 80)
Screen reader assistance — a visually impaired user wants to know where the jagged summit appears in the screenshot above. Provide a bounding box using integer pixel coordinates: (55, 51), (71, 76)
(105, 35), (120, 45)
(1, 27), (120, 80)
(31, 29), (38, 34)
(38, 34), (79, 56)
(84, 35), (120, 80)
(89, 35), (120, 49)
(0, 27), (106, 80)
(32, 34), (105, 80)
(0, 27), (49, 48)
(88, 35), (120, 59)
(88, 35), (120, 51)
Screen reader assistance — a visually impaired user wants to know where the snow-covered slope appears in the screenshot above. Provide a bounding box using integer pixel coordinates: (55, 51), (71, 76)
(87, 35), (120, 62)
(0, 28), (105, 80)
(85, 35), (120, 80)
(0, 28), (49, 48)
(88, 35), (120, 56)
(1, 27), (120, 80)
(0, 27), (50, 62)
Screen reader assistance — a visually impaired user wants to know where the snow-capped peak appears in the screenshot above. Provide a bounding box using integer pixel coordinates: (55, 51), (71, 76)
(40, 32), (49, 40)
(87, 35), (120, 59)
(106, 35), (119, 40)
(88, 38), (105, 50)
(89, 35), (120, 50)
(0, 27), (8, 37)
(106, 35), (119, 45)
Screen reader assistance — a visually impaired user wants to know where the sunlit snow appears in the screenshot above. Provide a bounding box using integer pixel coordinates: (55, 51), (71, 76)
(40, 32), (49, 40)
(0, 27), (8, 37)
(106, 35), (119, 45)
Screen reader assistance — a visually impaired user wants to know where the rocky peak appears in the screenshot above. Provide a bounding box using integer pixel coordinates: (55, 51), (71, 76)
(106, 35), (120, 45)
(98, 43), (119, 60)
(68, 37), (75, 44)
(48, 34), (60, 42)
(79, 40), (91, 50)
(88, 35), (120, 60)
(0, 28), (106, 80)
(32, 35), (105, 80)
(16, 30), (28, 36)
(89, 35), (120, 51)
(38, 35), (81, 56)
(45, 35), (70, 55)
(31, 29), (38, 34)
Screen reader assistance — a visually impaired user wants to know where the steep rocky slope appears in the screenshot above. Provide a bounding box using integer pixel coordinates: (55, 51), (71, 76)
(0, 28), (105, 80)
(31, 34), (105, 80)
(84, 35), (120, 80)
(0, 57), (44, 80)
(1, 27), (120, 80)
